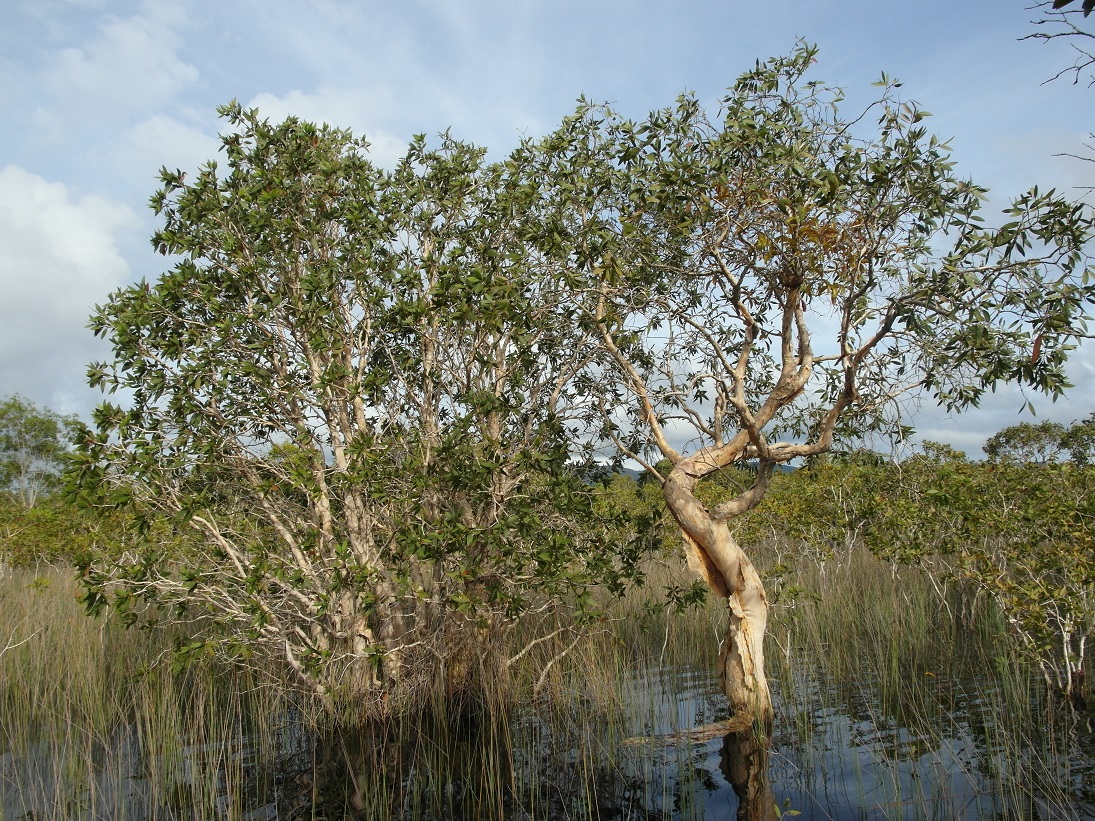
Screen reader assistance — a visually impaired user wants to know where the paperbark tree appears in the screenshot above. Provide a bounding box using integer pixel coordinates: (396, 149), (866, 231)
(0, 395), (77, 509)
(68, 104), (631, 707)
(520, 46), (1095, 722)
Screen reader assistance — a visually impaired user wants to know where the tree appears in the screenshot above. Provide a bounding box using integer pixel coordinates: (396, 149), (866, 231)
(983, 419), (1068, 464)
(519, 46), (1095, 722)
(69, 104), (634, 707)
(983, 415), (1095, 465)
(1062, 412), (1095, 464)
(855, 443), (1095, 705)
(0, 396), (77, 509)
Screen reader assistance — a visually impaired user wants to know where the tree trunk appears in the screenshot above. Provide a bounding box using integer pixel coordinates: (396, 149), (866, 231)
(664, 469), (773, 724)
(719, 550), (772, 723)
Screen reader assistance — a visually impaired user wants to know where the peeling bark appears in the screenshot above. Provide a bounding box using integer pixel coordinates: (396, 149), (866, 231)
(664, 464), (773, 723)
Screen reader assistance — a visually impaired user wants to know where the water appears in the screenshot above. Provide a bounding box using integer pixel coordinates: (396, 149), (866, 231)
(3, 661), (1093, 819)
(602, 662), (1095, 820)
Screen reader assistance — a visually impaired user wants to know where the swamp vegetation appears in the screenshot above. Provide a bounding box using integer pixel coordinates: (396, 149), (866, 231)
(2, 506), (1093, 819)
(4, 394), (1095, 818)
(66, 46), (1095, 722)
(4, 400), (1095, 818)
(3, 38), (1095, 819)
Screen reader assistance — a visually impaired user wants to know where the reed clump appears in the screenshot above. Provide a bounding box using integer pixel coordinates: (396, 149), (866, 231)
(0, 566), (300, 820)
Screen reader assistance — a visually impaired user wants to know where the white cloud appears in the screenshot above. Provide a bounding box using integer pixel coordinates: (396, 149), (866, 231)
(908, 348), (1095, 457)
(111, 113), (223, 189)
(0, 166), (138, 414)
(33, 0), (198, 124)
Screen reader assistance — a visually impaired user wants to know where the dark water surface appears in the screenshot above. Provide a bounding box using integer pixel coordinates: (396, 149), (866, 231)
(617, 662), (1095, 820)
(3, 661), (1093, 819)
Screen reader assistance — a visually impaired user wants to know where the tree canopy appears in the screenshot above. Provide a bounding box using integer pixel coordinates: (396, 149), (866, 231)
(70, 47), (1095, 712)
(69, 103), (637, 704)
(0, 395), (77, 510)
(510, 44), (1094, 718)
(983, 416), (1095, 464)
(524, 47), (1092, 475)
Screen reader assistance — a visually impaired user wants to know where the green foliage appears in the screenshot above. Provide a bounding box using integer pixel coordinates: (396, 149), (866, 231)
(983, 420), (1067, 464)
(0, 396), (117, 568)
(983, 415), (1095, 467)
(519, 44), (1094, 472)
(888, 456), (1094, 694)
(513, 47), (1093, 714)
(70, 103), (640, 703)
(0, 395), (78, 509)
(757, 444), (1095, 698)
(67, 49), (1095, 709)
(1062, 413), (1095, 465)
(1, 496), (104, 567)
(680, 434), (1094, 700)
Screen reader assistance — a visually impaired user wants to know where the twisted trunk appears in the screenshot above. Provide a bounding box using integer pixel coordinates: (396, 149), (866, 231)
(664, 467), (773, 723)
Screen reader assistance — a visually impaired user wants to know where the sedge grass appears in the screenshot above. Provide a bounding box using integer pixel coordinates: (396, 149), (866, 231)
(762, 541), (1093, 818)
(1, 547), (1092, 819)
(0, 566), (298, 820)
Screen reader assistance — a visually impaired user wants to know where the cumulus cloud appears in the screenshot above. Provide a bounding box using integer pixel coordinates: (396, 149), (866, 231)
(901, 348), (1095, 458)
(0, 166), (138, 414)
(108, 112), (224, 194)
(32, 0), (198, 126)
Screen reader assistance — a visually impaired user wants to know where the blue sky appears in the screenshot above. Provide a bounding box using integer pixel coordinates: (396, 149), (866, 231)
(1, 0), (1093, 455)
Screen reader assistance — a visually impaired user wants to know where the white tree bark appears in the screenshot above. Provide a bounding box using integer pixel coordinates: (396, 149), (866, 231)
(664, 463), (773, 721)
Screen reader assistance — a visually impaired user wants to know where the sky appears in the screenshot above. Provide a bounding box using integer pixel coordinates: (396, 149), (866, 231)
(1, 0), (1093, 457)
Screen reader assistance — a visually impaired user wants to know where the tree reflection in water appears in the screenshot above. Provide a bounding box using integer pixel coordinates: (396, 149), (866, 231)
(720, 725), (778, 821)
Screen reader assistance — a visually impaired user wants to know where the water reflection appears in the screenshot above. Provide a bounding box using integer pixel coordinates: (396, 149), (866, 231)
(3, 661), (1093, 819)
(719, 728), (777, 821)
